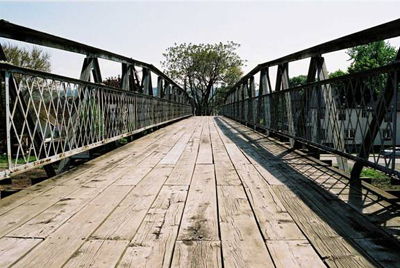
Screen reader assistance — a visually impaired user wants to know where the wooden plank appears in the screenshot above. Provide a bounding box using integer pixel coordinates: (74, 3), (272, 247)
(266, 240), (325, 268)
(118, 185), (188, 268)
(214, 118), (285, 185)
(222, 117), (400, 239)
(218, 185), (275, 268)
(177, 164), (219, 241)
(57, 117), (188, 186)
(92, 165), (174, 240)
(209, 118), (242, 186)
(353, 238), (400, 268)
(113, 158), (157, 186)
(59, 123), (189, 187)
(226, 117), (400, 241)
(170, 241), (222, 268)
(196, 118), (213, 164)
(215, 122), (304, 240)
(0, 118), (188, 220)
(165, 121), (202, 186)
(275, 165), (391, 240)
(272, 185), (377, 268)
(0, 238), (42, 268)
(92, 121), (197, 240)
(0, 185), (80, 238)
(159, 121), (198, 165)
(236, 163), (303, 240)
(7, 186), (100, 238)
(7, 124), (192, 239)
(63, 240), (129, 268)
(12, 185), (132, 268)
(0, 165), (93, 217)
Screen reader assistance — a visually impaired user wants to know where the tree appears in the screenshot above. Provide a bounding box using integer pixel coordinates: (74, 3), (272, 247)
(329, 69), (346, 79)
(161, 41), (244, 115)
(347, 41), (397, 73)
(103, 76), (122, 88)
(289, 75), (307, 88)
(1, 42), (51, 72)
(346, 41), (397, 105)
(0, 43), (52, 153)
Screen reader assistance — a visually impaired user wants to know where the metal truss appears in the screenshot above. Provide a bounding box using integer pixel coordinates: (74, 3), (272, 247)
(0, 20), (192, 179)
(221, 19), (400, 180)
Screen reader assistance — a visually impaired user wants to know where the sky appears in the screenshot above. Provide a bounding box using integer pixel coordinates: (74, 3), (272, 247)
(1, 1), (400, 84)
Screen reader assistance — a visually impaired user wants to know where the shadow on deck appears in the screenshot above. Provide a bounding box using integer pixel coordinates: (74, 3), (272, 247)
(215, 116), (400, 267)
(0, 116), (399, 268)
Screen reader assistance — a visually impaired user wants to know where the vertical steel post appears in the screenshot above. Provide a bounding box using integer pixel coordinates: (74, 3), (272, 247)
(5, 71), (11, 171)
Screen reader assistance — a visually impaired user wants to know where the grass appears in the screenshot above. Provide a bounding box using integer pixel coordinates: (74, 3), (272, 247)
(359, 168), (391, 179)
(349, 166), (400, 190)
(0, 155), (37, 170)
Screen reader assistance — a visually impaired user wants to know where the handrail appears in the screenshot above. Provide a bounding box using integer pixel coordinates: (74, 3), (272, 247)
(228, 18), (400, 95)
(0, 21), (193, 179)
(222, 18), (400, 181)
(0, 19), (187, 97)
(0, 62), (192, 104)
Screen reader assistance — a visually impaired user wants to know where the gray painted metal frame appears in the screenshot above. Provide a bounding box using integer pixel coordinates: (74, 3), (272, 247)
(0, 20), (192, 179)
(221, 19), (400, 180)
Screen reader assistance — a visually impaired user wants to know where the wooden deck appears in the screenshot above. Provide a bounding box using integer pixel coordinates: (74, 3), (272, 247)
(0, 116), (399, 268)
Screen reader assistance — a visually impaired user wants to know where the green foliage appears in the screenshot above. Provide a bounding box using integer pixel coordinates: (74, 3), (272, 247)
(347, 41), (397, 73)
(1, 42), (51, 72)
(289, 75), (307, 88)
(0, 155), (37, 170)
(359, 167), (390, 179)
(345, 41), (397, 102)
(161, 41), (244, 115)
(1, 43), (52, 153)
(329, 69), (347, 79)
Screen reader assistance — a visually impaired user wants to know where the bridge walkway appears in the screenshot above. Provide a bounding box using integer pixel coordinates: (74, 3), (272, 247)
(0, 116), (399, 268)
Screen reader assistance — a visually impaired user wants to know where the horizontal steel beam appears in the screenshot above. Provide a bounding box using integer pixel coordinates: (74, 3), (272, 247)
(0, 62), (191, 105)
(228, 18), (400, 95)
(0, 19), (187, 97)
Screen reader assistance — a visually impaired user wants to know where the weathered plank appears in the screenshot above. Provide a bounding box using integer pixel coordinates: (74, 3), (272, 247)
(12, 185), (132, 268)
(214, 118), (285, 185)
(92, 121), (197, 240)
(353, 238), (400, 268)
(272, 185), (377, 268)
(118, 185), (188, 268)
(196, 118), (213, 164)
(266, 240), (325, 268)
(216, 123), (304, 240)
(0, 238), (42, 268)
(170, 241), (222, 268)
(160, 120), (198, 165)
(165, 121), (202, 186)
(223, 117), (400, 229)
(91, 165), (174, 240)
(275, 165), (390, 240)
(0, 185), (80, 238)
(209, 119), (242, 186)
(7, 124), (191, 239)
(221, 117), (400, 259)
(177, 164), (219, 241)
(7, 186), (100, 238)
(218, 185), (275, 268)
(63, 240), (129, 268)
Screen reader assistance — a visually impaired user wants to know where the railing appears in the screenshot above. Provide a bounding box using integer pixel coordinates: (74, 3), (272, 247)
(221, 19), (400, 180)
(0, 20), (192, 178)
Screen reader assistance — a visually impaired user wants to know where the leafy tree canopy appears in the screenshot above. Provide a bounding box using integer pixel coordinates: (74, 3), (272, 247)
(161, 41), (244, 115)
(1, 43), (51, 72)
(288, 41), (397, 90)
(347, 40), (397, 73)
(289, 74), (307, 88)
(329, 69), (347, 79)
